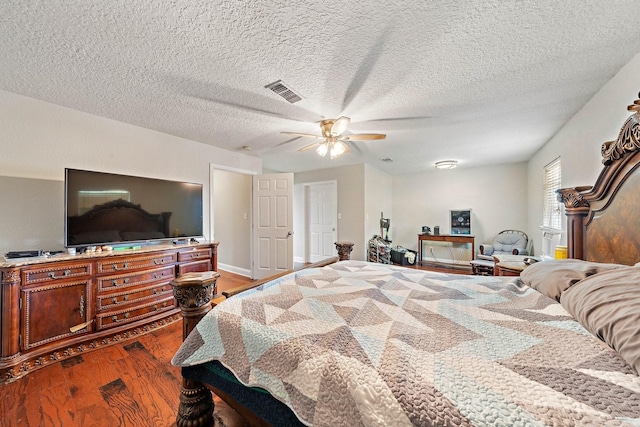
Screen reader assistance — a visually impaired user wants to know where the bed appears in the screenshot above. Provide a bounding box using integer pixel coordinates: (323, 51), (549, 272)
(170, 95), (640, 426)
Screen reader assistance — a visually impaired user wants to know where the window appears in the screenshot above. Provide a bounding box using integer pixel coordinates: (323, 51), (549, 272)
(542, 157), (562, 230)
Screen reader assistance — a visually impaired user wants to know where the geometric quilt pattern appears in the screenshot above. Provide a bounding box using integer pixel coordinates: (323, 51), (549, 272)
(173, 261), (640, 426)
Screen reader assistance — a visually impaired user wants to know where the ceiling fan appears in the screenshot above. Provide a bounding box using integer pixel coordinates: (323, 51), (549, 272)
(281, 116), (386, 159)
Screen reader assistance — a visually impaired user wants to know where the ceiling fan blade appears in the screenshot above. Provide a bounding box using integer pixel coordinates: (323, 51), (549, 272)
(331, 116), (351, 136)
(341, 133), (386, 141)
(281, 131), (324, 139)
(298, 141), (323, 152)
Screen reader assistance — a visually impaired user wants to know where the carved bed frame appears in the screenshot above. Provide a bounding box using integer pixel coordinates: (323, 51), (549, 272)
(558, 93), (640, 265)
(170, 93), (640, 427)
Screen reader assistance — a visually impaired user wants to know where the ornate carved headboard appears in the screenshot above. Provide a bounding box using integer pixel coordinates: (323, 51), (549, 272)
(67, 199), (172, 245)
(559, 93), (640, 265)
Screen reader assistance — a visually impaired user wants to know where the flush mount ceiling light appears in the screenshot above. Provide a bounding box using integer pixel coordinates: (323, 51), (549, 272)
(435, 160), (458, 169)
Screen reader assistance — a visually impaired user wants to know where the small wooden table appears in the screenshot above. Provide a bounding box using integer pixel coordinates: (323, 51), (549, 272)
(417, 234), (475, 264)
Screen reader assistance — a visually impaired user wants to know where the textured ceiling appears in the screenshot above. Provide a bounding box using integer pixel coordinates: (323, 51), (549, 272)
(2, 1), (640, 174)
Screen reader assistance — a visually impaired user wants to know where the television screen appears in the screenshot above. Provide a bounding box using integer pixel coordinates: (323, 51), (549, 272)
(65, 169), (203, 247)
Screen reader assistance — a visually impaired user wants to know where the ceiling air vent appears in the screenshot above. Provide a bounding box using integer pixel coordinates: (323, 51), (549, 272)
(265, 80), (303, 104)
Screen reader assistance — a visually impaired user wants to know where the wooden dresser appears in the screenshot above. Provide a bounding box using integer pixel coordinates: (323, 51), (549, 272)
(0, 242), (218, 383)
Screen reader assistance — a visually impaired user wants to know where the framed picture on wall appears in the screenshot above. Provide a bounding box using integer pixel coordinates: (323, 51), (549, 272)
(450, 209), (471, 234)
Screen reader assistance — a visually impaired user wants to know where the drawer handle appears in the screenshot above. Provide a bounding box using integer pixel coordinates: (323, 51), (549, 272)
(154, 303), (168, 311)
(113, 262), (129, 271)
(154, 302), (168, 311)
(48, 269), (71, 279)
(111, 312), (130, 323)
(113, 294), (130, 304)
(79, 295), (84, 318)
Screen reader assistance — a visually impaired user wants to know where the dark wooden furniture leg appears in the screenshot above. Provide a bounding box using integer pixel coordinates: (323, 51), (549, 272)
(170, 271), (220, 427)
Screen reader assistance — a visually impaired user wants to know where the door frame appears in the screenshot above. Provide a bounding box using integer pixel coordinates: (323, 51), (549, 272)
(210, 164), (295, 279)
(209, 163), (256, 277)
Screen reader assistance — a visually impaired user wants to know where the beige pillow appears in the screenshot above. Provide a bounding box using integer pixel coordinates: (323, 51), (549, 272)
(520, 259), (626, 302)
(560, 266), (640, 375)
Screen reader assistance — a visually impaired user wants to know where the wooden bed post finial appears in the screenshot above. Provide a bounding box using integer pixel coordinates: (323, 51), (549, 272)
(171, 271), (220, 427)
(335, 241), (354, 260)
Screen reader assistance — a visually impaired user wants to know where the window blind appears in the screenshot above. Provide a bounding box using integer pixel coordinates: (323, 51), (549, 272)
(543, 157), (562, 230)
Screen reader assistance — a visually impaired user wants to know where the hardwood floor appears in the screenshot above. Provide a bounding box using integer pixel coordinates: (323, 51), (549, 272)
(0, 270), (252, 427)
(0, 263), (468, 427)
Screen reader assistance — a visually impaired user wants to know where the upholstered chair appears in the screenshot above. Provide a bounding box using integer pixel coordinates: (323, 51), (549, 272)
(471, 230), (529, 275)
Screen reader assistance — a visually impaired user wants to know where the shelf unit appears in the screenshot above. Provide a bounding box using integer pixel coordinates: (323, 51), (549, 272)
(368, 236), (392, 264)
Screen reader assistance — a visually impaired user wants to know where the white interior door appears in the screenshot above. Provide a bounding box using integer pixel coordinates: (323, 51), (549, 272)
(307, 182), (337, 263)
(252, 173), (294, 280)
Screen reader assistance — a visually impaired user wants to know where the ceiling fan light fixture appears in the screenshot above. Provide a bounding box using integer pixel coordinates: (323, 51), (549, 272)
(316, 143), (329, 157)
(330, 141), (346, 159)
(435, 160), (458, 169)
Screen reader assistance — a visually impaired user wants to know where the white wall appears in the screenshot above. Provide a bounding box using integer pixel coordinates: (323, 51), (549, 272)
(0, 90), (261, 256)
(364, 165), (393, 244)
(527, 53), (640, 249)
(392, 162), (528, 260)
(213, 169), (251, 275)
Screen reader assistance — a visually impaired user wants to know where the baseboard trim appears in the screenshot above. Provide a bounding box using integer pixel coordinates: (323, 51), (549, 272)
(217, 263), (251, 278)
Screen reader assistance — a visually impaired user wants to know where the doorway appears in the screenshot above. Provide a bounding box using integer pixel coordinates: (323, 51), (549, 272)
(304, 181), (338, 263)
(211, 167), (253, 277)
(210, 165), (294, 279)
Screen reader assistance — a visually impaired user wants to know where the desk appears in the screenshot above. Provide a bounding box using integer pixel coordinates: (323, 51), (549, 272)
(418, 234), (475, 264)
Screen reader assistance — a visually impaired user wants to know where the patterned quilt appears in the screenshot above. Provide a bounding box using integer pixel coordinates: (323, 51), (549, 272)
(172, 261), (640, 426)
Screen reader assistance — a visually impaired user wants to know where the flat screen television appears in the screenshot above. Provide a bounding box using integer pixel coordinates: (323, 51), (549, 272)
(65, 168), (203, 248)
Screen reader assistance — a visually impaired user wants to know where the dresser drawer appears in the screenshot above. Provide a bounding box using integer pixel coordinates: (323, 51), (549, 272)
(97, 252), (176, 274)
(178, 260), (212, 275)
(22, 262), (92, 286)
(95, 296), (176, 330)
(178, 248), (212, 262)
(97, 283), (173, 311)
(97, 265), (175, 292)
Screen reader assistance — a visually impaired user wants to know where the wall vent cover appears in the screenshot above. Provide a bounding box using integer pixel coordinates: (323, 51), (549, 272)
(265, 80), (303, 103)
